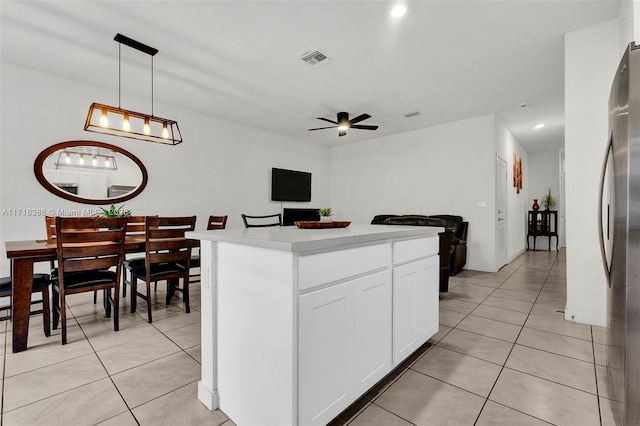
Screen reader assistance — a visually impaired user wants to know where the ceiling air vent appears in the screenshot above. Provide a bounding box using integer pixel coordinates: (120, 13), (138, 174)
(404, 111), (421, 118)
(301, 49), (332, 68)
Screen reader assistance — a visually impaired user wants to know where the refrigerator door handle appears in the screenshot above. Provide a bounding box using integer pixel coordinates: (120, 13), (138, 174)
(598, 140), (614, 287)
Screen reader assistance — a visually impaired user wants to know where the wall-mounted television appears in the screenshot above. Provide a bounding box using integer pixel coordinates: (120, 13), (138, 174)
(271, 168), (312, 202)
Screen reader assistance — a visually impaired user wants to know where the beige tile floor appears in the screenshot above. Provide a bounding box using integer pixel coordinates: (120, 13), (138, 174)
(330, 249), (621, 426)
(0, 249), (620, 425)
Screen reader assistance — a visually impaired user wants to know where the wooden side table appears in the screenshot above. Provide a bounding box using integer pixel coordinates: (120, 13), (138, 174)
(527, 210), (559, 251)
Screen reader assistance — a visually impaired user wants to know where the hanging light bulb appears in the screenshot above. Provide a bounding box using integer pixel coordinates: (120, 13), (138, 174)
(64, 152), (71, 164)
(143, 118), (151, 135)
(104, 157), (111, 168)
(122, 113), (130, 131)
(78, 154), (85, 165)
(100, 108), (108, 127)
(162, 121), (169, 139)
(92, 154), (98, 166)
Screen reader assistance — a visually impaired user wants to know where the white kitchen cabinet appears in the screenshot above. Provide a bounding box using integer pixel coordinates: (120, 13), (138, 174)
(299, 281), (355, 426)
(353, 270), (393, 396)
(299, 269), (393, 425)
(392, 255), (439, 365)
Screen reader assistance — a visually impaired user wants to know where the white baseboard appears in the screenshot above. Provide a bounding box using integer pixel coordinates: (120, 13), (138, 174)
(198, 380), (219, 411)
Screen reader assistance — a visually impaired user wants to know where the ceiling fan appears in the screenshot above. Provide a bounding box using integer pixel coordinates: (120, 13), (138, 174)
(308, 112), (379, 137)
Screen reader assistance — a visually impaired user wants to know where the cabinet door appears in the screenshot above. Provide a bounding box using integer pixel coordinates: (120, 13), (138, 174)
(299, 282), (354, 426)
(392, 256), (439, 365)
(354, 270), (392, 397)
(415, 255), (439, 344)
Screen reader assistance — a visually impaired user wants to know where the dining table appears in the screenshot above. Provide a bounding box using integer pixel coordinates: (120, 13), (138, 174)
(5, 237), (146, 353)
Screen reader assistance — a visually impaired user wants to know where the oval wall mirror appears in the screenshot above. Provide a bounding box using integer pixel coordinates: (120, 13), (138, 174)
(34, 140), (148, 205)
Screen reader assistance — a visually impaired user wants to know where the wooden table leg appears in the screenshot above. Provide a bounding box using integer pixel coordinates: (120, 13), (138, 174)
(12, 258), (34, 353)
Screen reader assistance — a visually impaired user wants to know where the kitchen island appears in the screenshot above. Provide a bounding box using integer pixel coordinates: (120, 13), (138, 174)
(187, 224), (442, 426)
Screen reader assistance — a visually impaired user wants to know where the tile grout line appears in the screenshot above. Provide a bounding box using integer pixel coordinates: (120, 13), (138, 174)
(83, 293), (203, 425)
(591, 326), (604, 426)
(65, 299), (143, 426)
(346, 252), (564, 425)
(472, 250), (559, 426)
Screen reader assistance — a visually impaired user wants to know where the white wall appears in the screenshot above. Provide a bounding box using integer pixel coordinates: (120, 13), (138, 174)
(564, 18), (623, 326)
(0, 63), (331, 275)
(495, 118), (529, 263)
(528, 149), (562, 249)
(330, 114), (501, 272)
(620, 0), (639, 45)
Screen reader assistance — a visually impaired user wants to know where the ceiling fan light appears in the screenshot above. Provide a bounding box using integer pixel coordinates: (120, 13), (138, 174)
(338, 124), (349, 131)
(391, 5), (407, 17)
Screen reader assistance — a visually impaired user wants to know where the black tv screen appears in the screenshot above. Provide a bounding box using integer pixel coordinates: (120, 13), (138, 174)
(271, 168), (312, 202)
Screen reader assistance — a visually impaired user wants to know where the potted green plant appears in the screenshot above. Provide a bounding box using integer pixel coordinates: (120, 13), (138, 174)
(97, 204), (132, 218)
(543, 189), (556, 210)
(318, 207), (333, 223)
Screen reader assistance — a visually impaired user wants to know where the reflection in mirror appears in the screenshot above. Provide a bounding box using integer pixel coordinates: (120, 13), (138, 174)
(35, 141), (147, 205)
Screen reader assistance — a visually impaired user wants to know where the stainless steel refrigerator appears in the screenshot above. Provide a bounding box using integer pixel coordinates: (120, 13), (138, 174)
(599, 41), (640, 425)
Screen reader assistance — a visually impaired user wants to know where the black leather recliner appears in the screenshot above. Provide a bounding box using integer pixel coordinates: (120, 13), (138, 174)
(372, 215), (454, 292)
(429, 215), (468, 275)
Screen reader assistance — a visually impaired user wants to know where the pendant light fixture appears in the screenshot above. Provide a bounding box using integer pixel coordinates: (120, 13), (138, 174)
(84, 33), (182, 145)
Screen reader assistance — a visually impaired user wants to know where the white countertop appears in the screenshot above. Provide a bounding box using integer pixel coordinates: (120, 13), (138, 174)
(187, 224), (442, 253)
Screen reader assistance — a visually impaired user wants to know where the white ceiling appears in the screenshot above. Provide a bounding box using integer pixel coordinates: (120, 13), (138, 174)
(1, 0), (621, 151)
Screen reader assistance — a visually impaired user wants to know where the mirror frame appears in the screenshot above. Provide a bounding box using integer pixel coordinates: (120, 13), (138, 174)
(34, 140), (148, 205)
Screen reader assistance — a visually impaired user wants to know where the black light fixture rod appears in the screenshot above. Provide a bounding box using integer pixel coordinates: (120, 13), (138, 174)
(114, 33), (158, 56)
(151, 56), (154, 116)
(118, 42), (121, 108)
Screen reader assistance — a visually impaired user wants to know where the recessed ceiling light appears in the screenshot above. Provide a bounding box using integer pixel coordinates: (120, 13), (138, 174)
(391, 5), (407, 17)
(535, 123), (545, 129)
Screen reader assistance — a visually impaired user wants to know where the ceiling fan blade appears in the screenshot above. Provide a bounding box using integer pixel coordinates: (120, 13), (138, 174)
(339, 130), (347, 137)
(317, 117), (338, 125)
(349, 114), (371, 125)
(308, 126), (337, 131)
(350, 125), (379, 130)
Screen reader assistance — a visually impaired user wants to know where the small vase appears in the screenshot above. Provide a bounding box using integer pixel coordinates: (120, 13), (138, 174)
(532, 199), (539, 211)
(320, 216), (333, 223)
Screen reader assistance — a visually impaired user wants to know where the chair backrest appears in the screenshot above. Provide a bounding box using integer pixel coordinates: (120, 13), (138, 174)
(430, 215), (466, 240)
(45, 216), (57, 240)
(47, 215), (105, 239)
(55, 217), (127, 277)
(125, 215), (147, 238)
(145, 216), (196, 274)
(207, 215), (228, 230)
(241, 213), (282, 228)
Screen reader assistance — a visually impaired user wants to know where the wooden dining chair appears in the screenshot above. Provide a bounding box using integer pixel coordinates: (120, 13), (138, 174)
(0, 273), (51, 337)
(47, 215), (104, 304)
(207, 215), (228, 230)
(45, 215), (56, 240)
(121, 216), (149, 297)
(189, 215), (228, 281)
(52, 216), (127, 345)
(241, 213), (282, 228)
(127, 216), (196, 323)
